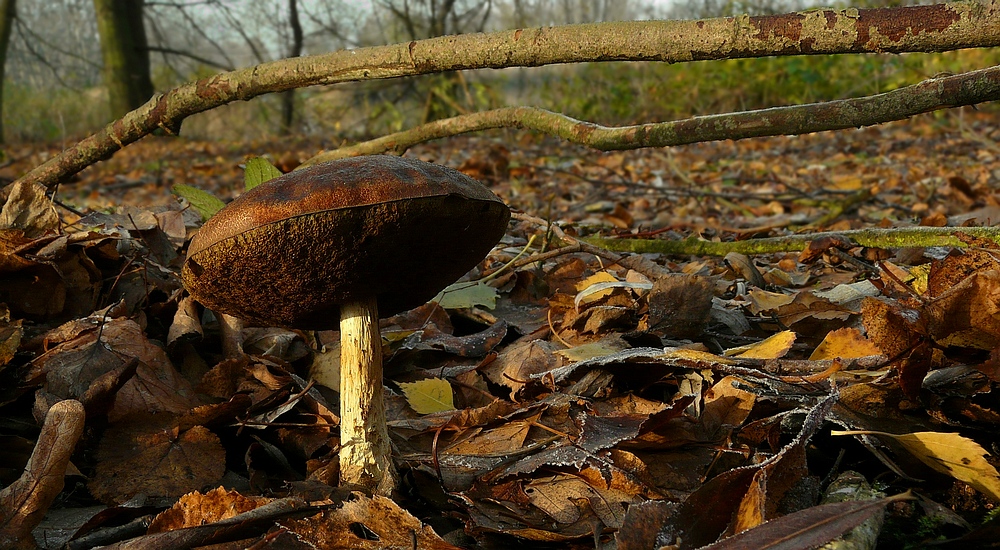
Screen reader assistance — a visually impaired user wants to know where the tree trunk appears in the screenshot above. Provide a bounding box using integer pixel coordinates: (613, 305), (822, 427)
(93, 0), (154, 119)
(280, 0), (303, 135)
(0, 0), (16, 144)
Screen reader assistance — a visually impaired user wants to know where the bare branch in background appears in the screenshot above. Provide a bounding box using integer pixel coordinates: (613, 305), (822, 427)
(302, 66), (1000, 164)
(10, 1), (1000, 190)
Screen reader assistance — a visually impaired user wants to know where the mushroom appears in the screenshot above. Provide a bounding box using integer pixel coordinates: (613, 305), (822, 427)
(182, 155), (510, 495)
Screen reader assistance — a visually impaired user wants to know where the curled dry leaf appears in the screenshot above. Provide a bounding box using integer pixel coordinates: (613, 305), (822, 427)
(167, 295), (203, 347)
(0, 180), (59, 238)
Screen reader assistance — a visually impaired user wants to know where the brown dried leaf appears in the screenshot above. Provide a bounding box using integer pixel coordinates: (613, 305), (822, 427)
(0, 180), (58, 237)
(926, 270), (1000, 350)
(0, 321), (22, 368)
(647, 274), (714, 339)
(444, 416), (533, 455)
(89, 418), (226, 504)
(148, 487), (270, 533)
(698, 375), (757, 441)
(700, 492), (911, 550)
(482, 339), (561, 396)
(616, 500), (677, 550)
(283, 493), (460, 549)
(862, 297), (923, 360)
(926, 248), (1000, 298)
(167, 296), (203, 347)
(32, 318), (197, 421)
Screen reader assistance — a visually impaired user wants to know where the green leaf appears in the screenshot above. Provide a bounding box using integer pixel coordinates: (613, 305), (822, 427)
(172, 184), (226, 221)
(435, 281), (498, 310)
(244, 156), (283, 191)
(398, 378), (455, 414)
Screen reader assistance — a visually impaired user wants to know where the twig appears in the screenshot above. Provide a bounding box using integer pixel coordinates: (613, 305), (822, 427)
(586, 225), (1000, 256)
(300, 65), (1000, 166)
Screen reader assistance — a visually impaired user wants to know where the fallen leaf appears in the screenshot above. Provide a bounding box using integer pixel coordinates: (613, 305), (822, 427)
(725, 330), (796, 359)
(699, 492), (912, 550)
(833, 430), (1000, 501)
(575, 271), (620, 308)
(283, 493), (459, 549)
(398, 378), (455, 414)
(89, 418), (226, 504)
(646, 274), (714, 339)
(148, 487), (270, 533)
(809, 327), (883, 360)
(435, 281), (499, 309)
(556, 336), (630, 362)
(0, 180), (58, 237)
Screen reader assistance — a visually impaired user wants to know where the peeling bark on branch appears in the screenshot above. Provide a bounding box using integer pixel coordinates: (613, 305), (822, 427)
(12, 1), (1000, 190)
(302, 65), (1000, 165)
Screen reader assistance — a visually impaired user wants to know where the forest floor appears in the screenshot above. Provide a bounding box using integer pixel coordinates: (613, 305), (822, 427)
(2, 108), (1000, 549)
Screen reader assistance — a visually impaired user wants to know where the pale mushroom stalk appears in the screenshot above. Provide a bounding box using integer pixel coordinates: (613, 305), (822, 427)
(338, 296), (395, 494)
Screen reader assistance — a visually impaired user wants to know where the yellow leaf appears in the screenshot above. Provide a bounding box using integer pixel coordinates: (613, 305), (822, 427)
(809, 327), (883, 360)
(833, 430), (1000, 501)
(574, 271), (619, 307)
(398, 378), (455, 414)
(746, 288), (795, 315)
(556, 339), (629, 362)
(725, 330), (796, 359)
(660, 348), (735, 365)
(830, 174), (863, 190)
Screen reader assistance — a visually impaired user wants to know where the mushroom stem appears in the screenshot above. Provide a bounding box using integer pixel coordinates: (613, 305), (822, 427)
(339, 295), (395, 495)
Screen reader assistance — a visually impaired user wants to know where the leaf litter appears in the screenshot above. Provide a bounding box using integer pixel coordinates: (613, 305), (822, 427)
(2, 115), (1000, 548)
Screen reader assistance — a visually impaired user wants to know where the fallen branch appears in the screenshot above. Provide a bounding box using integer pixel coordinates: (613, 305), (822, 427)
(11, 1), (1000, 190)
(585, 226), (1000, 256)
(0, 400), (86, 550)
(302, 64), (1000, 165)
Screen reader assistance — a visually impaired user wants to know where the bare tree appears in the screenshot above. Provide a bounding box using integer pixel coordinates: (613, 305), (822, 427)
(0, 0), (16, 143)
(93, 0), (153, 118)
(280, 0), (303, 134)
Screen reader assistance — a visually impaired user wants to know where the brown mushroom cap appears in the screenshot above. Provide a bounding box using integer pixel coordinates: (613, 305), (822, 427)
(182, 155), (510, 330)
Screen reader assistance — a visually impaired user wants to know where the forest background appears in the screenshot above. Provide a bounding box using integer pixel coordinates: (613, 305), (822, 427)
(5, 0), (997, 146)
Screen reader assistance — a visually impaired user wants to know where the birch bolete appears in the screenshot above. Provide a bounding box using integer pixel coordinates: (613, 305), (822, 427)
(181, 155), (510, 495)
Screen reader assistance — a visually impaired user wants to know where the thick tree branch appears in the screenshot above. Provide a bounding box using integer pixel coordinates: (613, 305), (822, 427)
(13, 1), (1000, 190)
(301, 65), (1000, 165)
